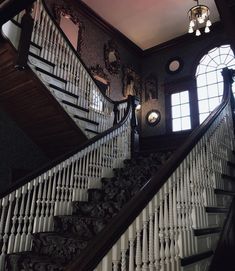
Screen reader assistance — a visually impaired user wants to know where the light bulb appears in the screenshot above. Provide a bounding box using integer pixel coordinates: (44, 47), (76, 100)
(206, 19), (212, 27)
(188, 27), (194, 33)
(189, 20), (195, 27)
(205, 26), (210, 33)
(196, 29), (201, 36)
(197, 17), (204, 24)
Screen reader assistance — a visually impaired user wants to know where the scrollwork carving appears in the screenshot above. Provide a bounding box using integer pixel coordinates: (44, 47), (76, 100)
(104, 40), (121, 75)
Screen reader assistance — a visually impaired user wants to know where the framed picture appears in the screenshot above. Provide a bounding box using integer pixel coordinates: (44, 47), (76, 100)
(104, 40), (121, 74)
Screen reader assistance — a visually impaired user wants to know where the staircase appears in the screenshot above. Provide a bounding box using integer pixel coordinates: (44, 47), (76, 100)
(0, 0), (128, 159)
(5, 151), (172, 270)
(1, 1), (235, 270)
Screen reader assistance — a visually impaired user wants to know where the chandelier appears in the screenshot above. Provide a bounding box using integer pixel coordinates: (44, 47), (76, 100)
(188, 0), (212, 36)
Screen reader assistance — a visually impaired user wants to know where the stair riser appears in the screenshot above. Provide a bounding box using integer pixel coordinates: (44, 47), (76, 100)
(216, 194), (233, 207)
(207, 213), (226, 227)
(28, 54), (54, 73)
(195, 234), (220, 254)
(54, 216), (106, 239)
(32, 234), (88, 265)
(36, 68), (66, 89)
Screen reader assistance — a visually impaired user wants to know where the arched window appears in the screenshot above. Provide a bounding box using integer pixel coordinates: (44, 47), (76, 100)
(196, 45), (235, 123)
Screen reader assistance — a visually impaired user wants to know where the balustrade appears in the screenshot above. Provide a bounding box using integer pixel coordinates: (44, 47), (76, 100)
(94, 70), (235, 271)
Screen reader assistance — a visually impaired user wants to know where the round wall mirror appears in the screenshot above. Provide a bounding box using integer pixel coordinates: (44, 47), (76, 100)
(146, 110), (161, 126)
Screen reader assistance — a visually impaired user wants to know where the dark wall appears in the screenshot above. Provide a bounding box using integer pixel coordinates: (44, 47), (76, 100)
(140, 24), (228, 137)
(0, 108), (48, 193)
(45, 0), (141, 101)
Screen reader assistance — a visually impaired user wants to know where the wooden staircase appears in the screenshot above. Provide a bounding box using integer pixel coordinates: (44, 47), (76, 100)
(0, 38), (87, 159)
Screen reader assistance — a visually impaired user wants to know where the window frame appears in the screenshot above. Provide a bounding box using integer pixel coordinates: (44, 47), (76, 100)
(165, 77), (199, 133)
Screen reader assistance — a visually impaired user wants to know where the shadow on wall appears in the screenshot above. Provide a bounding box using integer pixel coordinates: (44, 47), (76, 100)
(0, 109), (49, 194)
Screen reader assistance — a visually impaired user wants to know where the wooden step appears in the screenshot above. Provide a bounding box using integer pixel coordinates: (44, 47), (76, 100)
(74, 115), (99, 126)
(194, 227), (222, 236)
(85, 128), (99, 135)
(222, 174), (235, 182)
(49, 83), (79, 99)
(214, 189), (235, 196)
(205, 207), (229, 213)
(62, 100), (89, 113)
(29, 51), (55, 68)
(181, 250), (213, 266)
(35, 66), (67, 84)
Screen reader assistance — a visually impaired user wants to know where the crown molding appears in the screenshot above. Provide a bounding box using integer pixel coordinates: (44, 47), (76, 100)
(143, 21), (224, 57)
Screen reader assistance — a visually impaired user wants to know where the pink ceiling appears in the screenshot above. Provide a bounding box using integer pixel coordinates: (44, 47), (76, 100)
(81, 0), (220, 50)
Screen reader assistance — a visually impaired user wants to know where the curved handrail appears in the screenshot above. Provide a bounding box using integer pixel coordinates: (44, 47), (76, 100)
(66, 68), (235, 271)
(0, 95), (131, 200)
(41, 0), (114, 105)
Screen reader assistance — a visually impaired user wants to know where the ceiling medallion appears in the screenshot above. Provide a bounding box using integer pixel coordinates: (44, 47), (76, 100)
(188, 0), (212, 36)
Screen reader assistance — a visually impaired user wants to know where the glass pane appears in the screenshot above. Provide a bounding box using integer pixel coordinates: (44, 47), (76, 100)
(200, 113), (209, 124)
(180, 91), (189, 104)
(197, 74), (207, 87)
(209, 96), (220, 111)
(172, 118), (181, 132)
(171, 93), (180, 106)
(197, 86), (208, 100)
(216, 69), (223, 82)
(207, 84), (218, 98)
(206, 71), (217, 85)
(218, 82), (223, 96)
(172, 105), (181, 118)
(181, 116), (191, 130)
(181, 103), (190, 117)
(199, 99), (209, 114)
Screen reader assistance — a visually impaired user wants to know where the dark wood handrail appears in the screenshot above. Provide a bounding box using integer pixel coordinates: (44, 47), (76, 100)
(41, 0), (116, 105)
(0, 0), (36, 26)
(0, 96), (132, 199)
(66, 68), (235, 271)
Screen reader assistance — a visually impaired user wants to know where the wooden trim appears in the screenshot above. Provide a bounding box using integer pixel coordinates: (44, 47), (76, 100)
(181, 251), (213, 266)
(72, 1), (142, 56)
(143, 21), (224, 56)
(65, 69), (234, 271)
(0, 0), (36, 26)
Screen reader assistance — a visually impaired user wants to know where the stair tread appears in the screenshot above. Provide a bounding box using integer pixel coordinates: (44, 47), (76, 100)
(35, 66), (67, 83)
(6, 251), (64, 267)
(29, 51), (55, 67)
(194, 227), (222, 236)
(221, 173), (235, 181)
(62, 100), (89, 112)
(214, 189), (235, 195)
(181, 250), (213, 266)
(49, 83), (79, 99)
(205, 206), (229, 213)
(32, 231), (90, 241)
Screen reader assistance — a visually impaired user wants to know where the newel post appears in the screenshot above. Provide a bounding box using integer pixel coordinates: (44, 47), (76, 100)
(113, 102), (120, 126)
(222, 68), (235, 129)
(15, 5), (34, 70)
(130, 95), (140, 158)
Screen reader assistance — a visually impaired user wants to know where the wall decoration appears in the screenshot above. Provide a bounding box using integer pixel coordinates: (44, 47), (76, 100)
(146, 110), (161, 127)
(166, 57), (184, 74)
(89, 64), (110, 96)
(104, 40), (121, 75)
(145, 74), (158, 101)
(122, 66), (141, 98)
(53, 3), (84, 55)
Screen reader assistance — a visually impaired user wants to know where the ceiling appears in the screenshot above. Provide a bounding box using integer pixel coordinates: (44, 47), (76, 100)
(81, 0), (220, 50)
